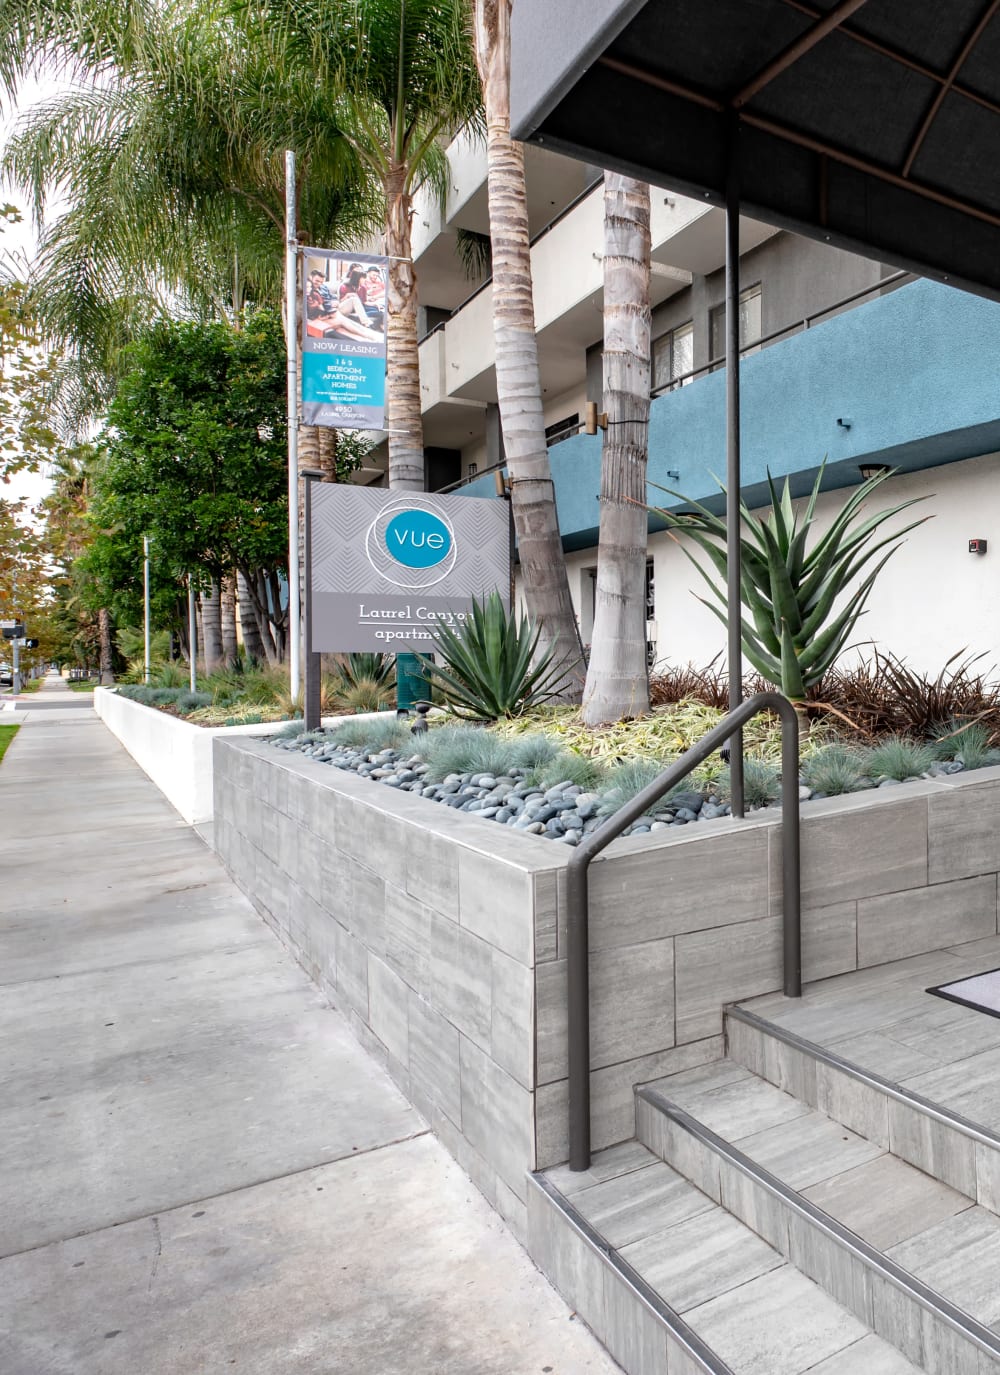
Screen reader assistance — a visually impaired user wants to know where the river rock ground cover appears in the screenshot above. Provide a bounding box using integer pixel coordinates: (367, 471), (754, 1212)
(267, 705), (998, 845)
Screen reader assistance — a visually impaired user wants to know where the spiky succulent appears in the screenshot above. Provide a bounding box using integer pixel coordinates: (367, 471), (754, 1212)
(652, 463), (928, 702)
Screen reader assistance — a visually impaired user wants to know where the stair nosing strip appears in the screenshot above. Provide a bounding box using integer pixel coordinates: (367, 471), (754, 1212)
(638, 1083), (1000, 1360)
(728, 1004), (1000, 1151)
(529, 1172), (737, 1375)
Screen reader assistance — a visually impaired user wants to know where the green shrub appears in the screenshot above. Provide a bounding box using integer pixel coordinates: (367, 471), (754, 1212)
(421, 592), (572, 720)
(327, 675), (395, 714)
(801, 743), (867, 796)
(418, 724), (520, 782)
(866, 735), (934, 781)
(175, 690), (213, 714)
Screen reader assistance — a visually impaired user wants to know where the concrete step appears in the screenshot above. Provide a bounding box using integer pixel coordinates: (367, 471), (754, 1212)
(637, 1058), (1000, 1372)
(528, 1142), (923, 1375)
(727, 1003), (1000, 1209)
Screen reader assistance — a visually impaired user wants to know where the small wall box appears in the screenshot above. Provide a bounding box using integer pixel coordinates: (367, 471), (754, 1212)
(970, 538), (988, 555)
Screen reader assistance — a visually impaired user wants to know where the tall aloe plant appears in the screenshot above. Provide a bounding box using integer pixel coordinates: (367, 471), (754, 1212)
(653, 463), (929, 705)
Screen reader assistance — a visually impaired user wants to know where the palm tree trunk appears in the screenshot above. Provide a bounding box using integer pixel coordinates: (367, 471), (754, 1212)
(472, 0), (586, 699)
(384, 165), (424, 491)
(582, 174), (652, 726)
(318, 424), (339, 481)
(221, 571), (239, 665)
(237, 570), (268, 662)
(98, 607), (114, 685)
(200, 581), (223, 671)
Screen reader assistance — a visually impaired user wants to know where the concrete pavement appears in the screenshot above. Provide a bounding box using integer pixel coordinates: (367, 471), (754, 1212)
(0, 676), (616, 1374)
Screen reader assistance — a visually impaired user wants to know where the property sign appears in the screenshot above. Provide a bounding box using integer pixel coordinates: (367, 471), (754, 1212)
(301, 248), (388, 430)
(309, 487), (510, 652)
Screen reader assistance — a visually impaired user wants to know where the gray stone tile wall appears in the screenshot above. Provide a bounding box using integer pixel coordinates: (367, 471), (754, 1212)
(214, 739), (1000, 1200)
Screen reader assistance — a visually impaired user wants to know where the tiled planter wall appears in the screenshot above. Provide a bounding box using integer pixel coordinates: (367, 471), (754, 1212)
(214, 739), (1000, 1232)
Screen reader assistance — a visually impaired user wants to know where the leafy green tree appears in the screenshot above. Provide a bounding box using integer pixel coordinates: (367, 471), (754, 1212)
(90, 310), (305, 661)
(1, 1), (378, 428)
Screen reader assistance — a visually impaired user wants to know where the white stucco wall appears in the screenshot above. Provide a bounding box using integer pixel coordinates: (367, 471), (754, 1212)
(558, 451), (1000, 677)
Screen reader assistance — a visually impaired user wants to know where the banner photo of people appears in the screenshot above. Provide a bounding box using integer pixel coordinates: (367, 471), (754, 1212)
(301, 249), (388, 429)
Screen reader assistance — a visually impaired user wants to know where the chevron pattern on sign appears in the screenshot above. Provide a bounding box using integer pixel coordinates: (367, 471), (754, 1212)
(310, 486), (509, 597)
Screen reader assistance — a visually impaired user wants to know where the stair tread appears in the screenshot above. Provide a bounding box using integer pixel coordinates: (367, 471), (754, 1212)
(645, 1061), (811, 1139)
(734, 1107), (883, 1189)
(801, 1152), (974, 1251)
(545, 1143), (921, 1375)
(887, 1205), (1000, 1332)
(566, 1158), (714, 1247)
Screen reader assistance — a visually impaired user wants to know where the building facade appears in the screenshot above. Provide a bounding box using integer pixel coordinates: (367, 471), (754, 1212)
(362, 131), (1000, 675)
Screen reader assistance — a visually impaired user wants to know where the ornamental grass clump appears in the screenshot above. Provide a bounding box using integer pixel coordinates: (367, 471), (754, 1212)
(933, 719), (1000, 770)
(597, 758), (664, 816)
(329, 717), (412, 752)
(866, 735), (935, 781)
(532, 749), (607, 792)
(716, 759), (780, 808)
(651, 462), (928, 716)
(801, 742), (868, 796)
(422, 592), (572, 720)
(418, 724), (521, 782)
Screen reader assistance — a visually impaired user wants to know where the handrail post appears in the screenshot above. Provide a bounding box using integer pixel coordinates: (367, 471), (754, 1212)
(566, 858), (591, 1172)
(781, 704), (802, 997)
(565, 691), (802, 1171)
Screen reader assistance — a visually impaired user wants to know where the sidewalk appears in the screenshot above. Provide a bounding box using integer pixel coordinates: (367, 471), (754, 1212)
(0, 677), (615, 1374)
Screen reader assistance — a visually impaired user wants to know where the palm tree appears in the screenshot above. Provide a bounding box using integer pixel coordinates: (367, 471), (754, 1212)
(261, 0), (482, 491)
(2, 0), (378, 428)
(582, 173), (652, 725)
(471, 0), (586, 693)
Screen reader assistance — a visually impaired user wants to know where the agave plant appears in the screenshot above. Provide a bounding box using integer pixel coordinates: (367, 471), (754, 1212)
(420, 592), (572, 721)
(652, 463), (928, 707)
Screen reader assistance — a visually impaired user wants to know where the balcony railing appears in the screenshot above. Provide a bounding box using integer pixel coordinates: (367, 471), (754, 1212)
(651, 269), (910, 398)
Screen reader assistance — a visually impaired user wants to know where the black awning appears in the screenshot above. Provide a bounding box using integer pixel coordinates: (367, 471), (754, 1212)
(512, 0), (1000, 301)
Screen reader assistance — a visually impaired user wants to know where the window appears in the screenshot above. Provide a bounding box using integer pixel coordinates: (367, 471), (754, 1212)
(545, 413), (579, 447)
(652, 320), (693, 392)
(645, 557), (656, 667)
(709, 283), (763, 366)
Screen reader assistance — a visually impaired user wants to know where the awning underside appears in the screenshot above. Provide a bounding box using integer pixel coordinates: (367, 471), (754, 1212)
(515, 0), (1000, 301)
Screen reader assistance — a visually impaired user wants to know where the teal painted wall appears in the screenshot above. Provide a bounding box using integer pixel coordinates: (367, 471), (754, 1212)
(459, 279), (1000, 550)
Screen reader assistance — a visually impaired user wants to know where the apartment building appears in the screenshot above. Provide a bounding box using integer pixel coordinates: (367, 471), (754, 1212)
(363, 131), (1000, 674)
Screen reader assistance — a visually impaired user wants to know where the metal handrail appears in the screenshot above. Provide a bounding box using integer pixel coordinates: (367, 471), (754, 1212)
(565, 691), (801, 1172)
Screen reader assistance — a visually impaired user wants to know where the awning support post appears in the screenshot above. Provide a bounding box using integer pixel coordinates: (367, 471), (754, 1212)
(725, 118), (745, 819)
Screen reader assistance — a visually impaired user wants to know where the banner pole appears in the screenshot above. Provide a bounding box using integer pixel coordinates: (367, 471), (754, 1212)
(285, 148), (301, 702)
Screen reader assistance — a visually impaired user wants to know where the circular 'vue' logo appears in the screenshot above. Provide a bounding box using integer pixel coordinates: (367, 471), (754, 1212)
(384, 509), (453, 568)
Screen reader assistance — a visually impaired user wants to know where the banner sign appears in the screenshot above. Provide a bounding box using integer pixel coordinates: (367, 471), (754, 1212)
(308, 487), (510, 652)
(301, 248), (388, 430)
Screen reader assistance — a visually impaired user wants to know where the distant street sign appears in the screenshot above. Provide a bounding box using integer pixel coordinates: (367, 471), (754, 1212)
(0, 618), (17, 628)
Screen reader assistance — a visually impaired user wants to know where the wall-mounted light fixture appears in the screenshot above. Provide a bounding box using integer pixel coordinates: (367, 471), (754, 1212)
(858, 462), (892, 482)
(836, 417), (851, 429)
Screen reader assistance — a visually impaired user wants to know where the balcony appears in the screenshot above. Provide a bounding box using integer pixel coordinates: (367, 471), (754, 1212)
(460, 279), (1000, 549)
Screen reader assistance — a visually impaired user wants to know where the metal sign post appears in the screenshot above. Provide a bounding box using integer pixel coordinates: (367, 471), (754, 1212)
(285, 148), (302, 705)
(301, 469), (323, 731)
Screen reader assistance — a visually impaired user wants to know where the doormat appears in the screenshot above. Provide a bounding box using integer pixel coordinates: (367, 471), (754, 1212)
(928, 966), (1000, 1020)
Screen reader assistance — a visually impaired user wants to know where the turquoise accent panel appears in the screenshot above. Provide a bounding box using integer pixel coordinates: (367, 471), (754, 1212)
(458, 280), (1000, 551)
